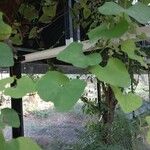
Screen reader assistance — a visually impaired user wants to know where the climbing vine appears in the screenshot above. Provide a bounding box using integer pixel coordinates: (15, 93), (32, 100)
(0, 0), (150, 149)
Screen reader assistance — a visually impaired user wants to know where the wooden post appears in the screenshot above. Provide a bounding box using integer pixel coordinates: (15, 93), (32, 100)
(10, 58), (24, 138)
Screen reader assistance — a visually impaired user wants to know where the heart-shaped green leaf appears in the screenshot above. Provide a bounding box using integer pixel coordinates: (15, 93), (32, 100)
(88, 19), (129, 42)
(89, 58), (131, 88)
(1, 108), (20, 128)
(36, 71), (69, 101)
(146, 116), (150, 125)
(146, 130), (150, 144)
(0, 12), (12, 40)
(112, 87), (142, 113)
(98, 2), (125, 15)
(19, 4), (38, 21)
(29, 27), (38, 39)
(57, 42), (102, 68)
(0, 115), (5, 129)
(5, 137), (42, 150)
(42, 3), (57, 17)
(54, 79), (86, 111)
(98, 2), (150, 24)
(0, 131), (5, 150)
(0, 77), (14, 91)
(36, 71), (86, 111)
(0, 42), (14, 67)
(4, 76), (36, 98)
(121, 39), (147, 68)
(127, 2), (150, 24)
(10, 33), (22, 46)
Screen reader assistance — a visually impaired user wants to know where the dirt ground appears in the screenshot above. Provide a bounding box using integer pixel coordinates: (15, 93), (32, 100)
(4, 101), (87, 150)
(24, 112), (85, 150)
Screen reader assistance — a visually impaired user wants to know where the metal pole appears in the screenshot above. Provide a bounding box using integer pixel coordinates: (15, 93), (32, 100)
(10, 59), (24, 138)
(97, 80), (101, 110)
(65, 0), (74, 45)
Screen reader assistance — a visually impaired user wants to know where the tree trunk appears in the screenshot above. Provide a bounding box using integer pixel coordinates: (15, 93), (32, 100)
(101, 84), (117, 144)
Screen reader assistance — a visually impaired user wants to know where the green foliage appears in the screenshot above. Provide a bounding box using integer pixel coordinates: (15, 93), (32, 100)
(19, 4), (38, 21)
(147, 130), (150, 144)
(39, 0), (57, 23)
(0, 131), (5, 150)
(5, 137), (42, 150)
(146, 116), (150, 125)
(57, 42), (102, 68)
(36, 71), (69, 101)
(83, 7), (91, 19)
(112, 87), (142, 113)
(4, 76), (36, 98)
(10, 34), (23, 46)
(88, 18), (129, 42)
(0, 108), (20, 128)
(0, 77), (14, 91)
(121, 39), (147, 68)
(42, 1), (57, 17)
(146, 116), (150, 144)
(0, 12), (12, 40)
(98, 2), (150, 24)
(89, 58), (131, 88)
(29, 27), (38, 39)
(140, 0), (150, 5)
(0, 42), (14, 67)
(0, 0), (150, 149)
(71, 111), (142, 150)
(36, 71), (86, 111)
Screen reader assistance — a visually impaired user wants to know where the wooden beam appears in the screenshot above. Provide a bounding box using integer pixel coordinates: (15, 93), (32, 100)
(22, 26), (150, 63)
(22, 40), (93, 63)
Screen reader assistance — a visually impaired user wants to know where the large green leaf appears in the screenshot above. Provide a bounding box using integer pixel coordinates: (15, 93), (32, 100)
(146, 116), (150, 125)
(54, 79), (86, 111)
(127, 2), (150, 24)
(39, 14), (52, 23)
(29, 27), (38, 39)
(146, 130), (150, 144)
(57, 42), (102, 68)
(0, 12), (12, 40)
(112, 87), (142, 113)
(0, 42), (14, 67)
(88, 19), (129, 42)
(1, 108), (20, 128)
(36, 71), (69, 101)
(10, 33), (23, 46)
(121, 39), (147, 68)
(98, 2), (125, 15)
(98, 2), (150, 24)
(0, 114), (5, 129)
(0, 131), (5, 150)
(0, 77), (14, 91)
(42, 5), (57, 17)
(19, 4), (38, 21)
(83, 8), (91, 19)
(4, 76), (36, 98)
(36, 71), (86, 111)
(89, 58), (131, 88)
(5, 137), (42, 150)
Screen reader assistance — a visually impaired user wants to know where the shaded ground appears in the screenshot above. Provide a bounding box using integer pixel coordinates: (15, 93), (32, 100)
(25, 112), (85, 150)
(4, 109), (86, 150)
